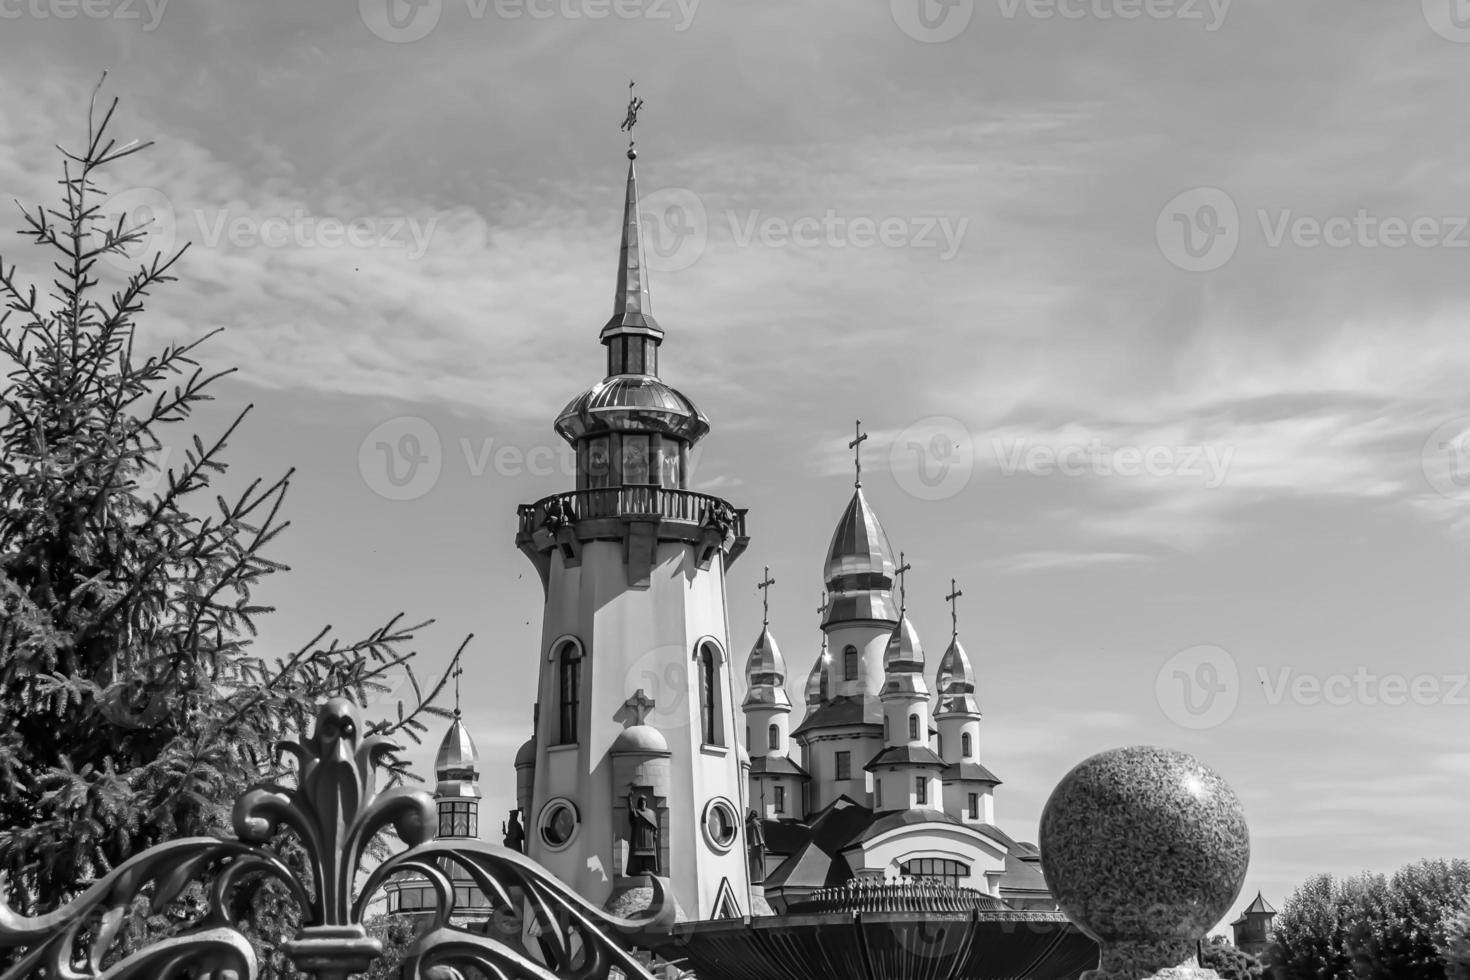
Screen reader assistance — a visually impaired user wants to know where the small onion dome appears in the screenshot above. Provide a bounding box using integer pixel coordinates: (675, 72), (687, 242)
(435, 716), (479, 774)
(554, 375), (710, 444)
(805, 647), (831, 705)
(824, 489), (897, 592)
(610, 724), (670, 755)
(514, 737), (538, 769)
(743, 628), (791, 709)
(936, 636), (981, 715)
(883, 614), (926, 670)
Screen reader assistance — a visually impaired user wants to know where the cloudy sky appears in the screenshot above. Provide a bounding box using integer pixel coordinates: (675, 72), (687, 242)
(3, 0), (1469, 935)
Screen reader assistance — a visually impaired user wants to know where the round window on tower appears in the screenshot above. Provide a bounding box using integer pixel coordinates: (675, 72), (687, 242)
(539, 799), (579, 851)
(702, 798), (739, 853)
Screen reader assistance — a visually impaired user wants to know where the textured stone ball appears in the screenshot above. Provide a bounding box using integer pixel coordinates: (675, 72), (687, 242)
(1039, 746), (1250, 945)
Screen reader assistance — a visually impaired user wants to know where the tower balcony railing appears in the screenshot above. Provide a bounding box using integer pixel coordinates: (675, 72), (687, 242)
(517, 487), (747, 539)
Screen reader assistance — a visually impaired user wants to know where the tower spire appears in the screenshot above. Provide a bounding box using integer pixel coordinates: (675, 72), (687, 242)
(603, 81), (663, 352)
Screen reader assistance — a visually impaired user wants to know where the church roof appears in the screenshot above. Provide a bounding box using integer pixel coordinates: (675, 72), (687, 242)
(435, 715), (479, 773)
(998, 851), (1053, 898)
(936, 636), (981, 715)
(882, 614), (927, 671)
(761, 797), (878, 892)
(804, 645), (830, 706)
(554, 375), (709, 444)
(854, 808), (961, 843)
(791, 694), (884, 737)
(743, 627), (791, 709)
(941, 761), (1003, 785)
(1232, 892), (1277, 922)
(824, 489), (896, 586)
(748, 755), (810, 778)
(864, 745), (947, 772)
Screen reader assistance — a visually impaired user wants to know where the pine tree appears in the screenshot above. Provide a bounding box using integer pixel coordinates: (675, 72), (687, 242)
(0, 76), (465, 934)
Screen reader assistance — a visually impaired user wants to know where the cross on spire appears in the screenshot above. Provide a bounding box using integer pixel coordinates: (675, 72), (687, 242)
(849, 420), (868, 489)
(620, 80), (644, 156)
(896, 551), (913, 615)
(945, 578), (963, 641)
(757, 565), (776, 630)
(452, 663), (464, 718)
(624, 689), (656, 726)
(817, 589), (828, 622)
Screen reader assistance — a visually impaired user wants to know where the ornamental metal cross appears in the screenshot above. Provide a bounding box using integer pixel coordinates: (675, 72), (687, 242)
(624, 688), (657, 726)
(452, 663), (464, 717)
(945, 578), (963, 640)
(817, 589), (827, 622)
(620, 80), (644, 148)
(757, 565), (776, 629)
(896, 551), (913, 614)
(849, 420), (868, 489)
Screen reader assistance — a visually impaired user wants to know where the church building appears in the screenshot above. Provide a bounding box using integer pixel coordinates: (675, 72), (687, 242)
(406, 114), (1055, 925)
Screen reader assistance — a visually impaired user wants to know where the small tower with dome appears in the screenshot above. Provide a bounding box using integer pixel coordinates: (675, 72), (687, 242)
(741, 568), (809, 821)
(866, 565), (945, 815)
(935, 582), (1001, 825)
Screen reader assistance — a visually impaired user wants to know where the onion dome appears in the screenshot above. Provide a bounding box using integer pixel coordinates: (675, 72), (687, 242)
(435, 715), (481, 801)
(514, 736), (538, 770)
(611, 724), (670, 755)
(936, 636), (981, 715)
(554, 375), (710, 444)
(743, 628), (792, 709)
(436, 716), (479, 774)
(805, 642), (831, 705)
(823, 489), (900, 626)
(881, 614), (930, 699)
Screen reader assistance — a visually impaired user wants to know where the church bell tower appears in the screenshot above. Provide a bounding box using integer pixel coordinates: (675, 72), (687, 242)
(514, 105), (752, 921)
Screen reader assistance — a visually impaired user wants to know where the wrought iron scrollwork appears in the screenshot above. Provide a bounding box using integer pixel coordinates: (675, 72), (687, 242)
(0, 698), (669, 980)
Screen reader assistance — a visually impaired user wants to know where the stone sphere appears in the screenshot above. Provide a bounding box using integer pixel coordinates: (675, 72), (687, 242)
(1039, 746), (1249, 945)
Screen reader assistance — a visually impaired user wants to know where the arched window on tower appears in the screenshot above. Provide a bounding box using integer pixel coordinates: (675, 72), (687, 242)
(557, 643), (582, 746)
(843, 646), (858, 681)
(768, 723), (780, 753)
(962, 732), (973, 758)
(697, 642), (724, 746)
(908, 713), (919, 742)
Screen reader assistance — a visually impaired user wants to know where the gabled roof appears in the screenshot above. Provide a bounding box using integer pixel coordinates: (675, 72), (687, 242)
(863, 745), (947, 772)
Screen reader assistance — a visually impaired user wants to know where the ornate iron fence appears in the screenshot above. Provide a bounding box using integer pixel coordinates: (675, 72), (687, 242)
(0, 698), (671, 980)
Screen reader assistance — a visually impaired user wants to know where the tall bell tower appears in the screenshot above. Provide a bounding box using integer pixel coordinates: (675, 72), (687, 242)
(514, 103), (752, 921)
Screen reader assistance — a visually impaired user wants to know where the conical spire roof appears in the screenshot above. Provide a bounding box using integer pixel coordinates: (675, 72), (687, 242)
(600, 151), (663, 343)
